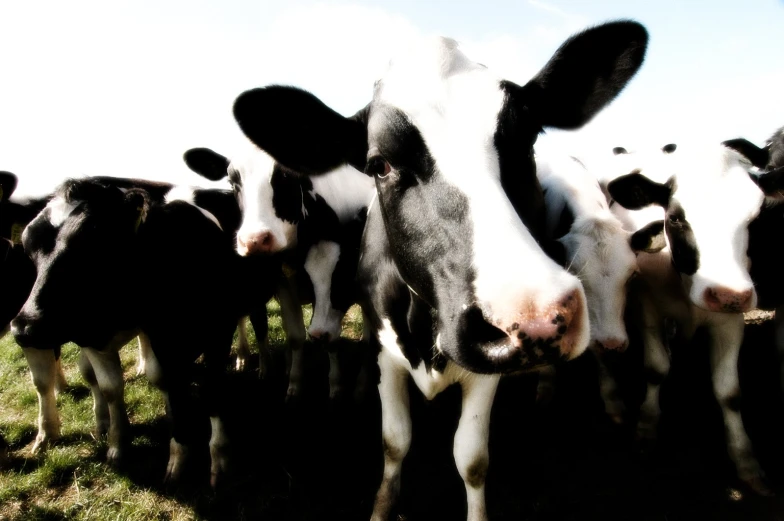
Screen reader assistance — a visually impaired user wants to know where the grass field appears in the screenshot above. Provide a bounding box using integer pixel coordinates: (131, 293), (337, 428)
(2, 305), (784, 520)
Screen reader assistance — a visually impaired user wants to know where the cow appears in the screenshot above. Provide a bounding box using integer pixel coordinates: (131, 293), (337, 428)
(182, 144), (375, 401)
(533, 154), (665, 421)
(0, 172), (259, 463)
(723, 128), (784, 405)
(223, 20), (648, 521)
(605, 142), (784, 495)
(10, 177), (279, 487)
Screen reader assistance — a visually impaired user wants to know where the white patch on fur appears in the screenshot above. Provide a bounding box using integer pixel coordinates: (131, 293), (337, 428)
(46, 197), (78, 227)
(373, 37), (587, 349)
(304, 241), (343, 339)
(537, 154), (637, 345)
(165, 185), (223, 230)
(309, 165), (374, 223)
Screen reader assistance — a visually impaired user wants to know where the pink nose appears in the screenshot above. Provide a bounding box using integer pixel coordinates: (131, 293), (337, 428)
(595, 338), (628, 352)
(506, 288), (586, 360)
(703, 287), (753, 313)
(237, 231), (276, 255)
(309, 329), (332, 342)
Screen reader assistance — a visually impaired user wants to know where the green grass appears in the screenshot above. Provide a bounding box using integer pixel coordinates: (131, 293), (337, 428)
(0, 302), (366, 520)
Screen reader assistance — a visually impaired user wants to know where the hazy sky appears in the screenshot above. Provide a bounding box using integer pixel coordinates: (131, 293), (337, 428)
(1, 0), (782, 196)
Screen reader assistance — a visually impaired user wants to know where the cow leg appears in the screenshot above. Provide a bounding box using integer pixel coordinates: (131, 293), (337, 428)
(23, 348), (61, 453)
(0, 434), (8, 467)
(455, 375), (499, 521)
(595, 350), (625, 425)
(77, 350), (110, 439)
(535, 365), (557, 408)
(234, 318), (251, 372)
(54, 350), (68, 395)
(81, 347), (129, 465)
(304, 241), (345, 400)
(202, 331), (233, 489)
(135, 333), (152, 377)
(249, 308), (270, 380)
(277, 276), (306, 400)
(370, 352), (411, 521)
(636, 302), (669, 447)
(709, 315), (769, 495)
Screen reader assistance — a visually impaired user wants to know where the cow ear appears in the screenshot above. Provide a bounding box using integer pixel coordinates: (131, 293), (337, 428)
(607, 172), (672, 210)
(520, 20), (648, 130)
(0, 171), (18, 202)
(722, 138), (769, 169)
(750, 166), (784, 201)
(630, 220), (665, 253)
(232, 85), (369, 176)
(123, 189), (150, 233)
(183, 148), (230, 181)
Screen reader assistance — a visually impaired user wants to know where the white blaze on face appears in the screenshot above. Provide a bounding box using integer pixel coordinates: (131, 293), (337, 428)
(230, 145), (299, 252)
(666, 146), (763, 308)
(46, 197), (78, 227)
(376, 36), (587, 334)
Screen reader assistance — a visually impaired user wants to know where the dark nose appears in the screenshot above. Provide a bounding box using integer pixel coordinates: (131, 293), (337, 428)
(11, 313), (37, 347)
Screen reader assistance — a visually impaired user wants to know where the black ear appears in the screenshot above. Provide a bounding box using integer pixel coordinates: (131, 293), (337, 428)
(750, 166), (784, 200)
(612, 147), (628, 155)
(123, 188), (150, 231)
(607, 172), (673, 210)
(722, 138), (770, 169)
(0, 171), (18, 202)
(183, 148), (230, 181)
(630, 220), (666, 253)
(542, 238), (568, 267)
(521, 20), (648, 130)
(232, 85), (369, 176)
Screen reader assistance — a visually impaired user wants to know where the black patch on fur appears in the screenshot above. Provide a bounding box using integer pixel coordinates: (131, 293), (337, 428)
(607, 172), (673, 210)
(665, 202), (699, 276)
(630, 220), (665, 253)
(183, 148), (230, 181)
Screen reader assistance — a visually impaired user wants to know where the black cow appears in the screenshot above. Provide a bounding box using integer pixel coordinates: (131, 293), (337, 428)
(224, 21), (648, 520)
(10, 177), (278, 487)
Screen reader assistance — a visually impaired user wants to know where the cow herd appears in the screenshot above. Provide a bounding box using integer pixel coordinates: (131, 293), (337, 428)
(1, 19), (784, 520)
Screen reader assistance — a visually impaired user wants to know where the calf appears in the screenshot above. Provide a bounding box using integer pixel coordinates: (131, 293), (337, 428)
(1, 172), (257, 461)
(606, 142), (784, 494)
(11, 178), (278, 487)
(226, 20), (648, 520)
(533, 154), (665, 420)
(183, 145), (374, 400)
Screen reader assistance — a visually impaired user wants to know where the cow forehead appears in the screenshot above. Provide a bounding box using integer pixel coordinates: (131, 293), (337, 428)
(371, 37), (506, 189)
(228, 145), (276, 184)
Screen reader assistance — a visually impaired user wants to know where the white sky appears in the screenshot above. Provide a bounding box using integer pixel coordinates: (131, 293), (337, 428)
(1, 0), (782, 197)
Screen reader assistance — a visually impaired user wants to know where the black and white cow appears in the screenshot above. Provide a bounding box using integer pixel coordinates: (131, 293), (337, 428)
(224, 21), (648, 520)
(533, 154), (665, 420)
(183, 145), (374, 400)
(606, 142), (784, 494)
(723, 128), (784, 402)
(1, 172), (258, 463)
(11, 177), (279, 487)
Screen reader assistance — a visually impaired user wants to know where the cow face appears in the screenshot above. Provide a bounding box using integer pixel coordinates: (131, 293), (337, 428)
(228, 21), (648, 373)
(11, 180), (145, 348)
(559, 219), (663, 351)
(185, 146), (309, 255)
(608, 144), (784, 313)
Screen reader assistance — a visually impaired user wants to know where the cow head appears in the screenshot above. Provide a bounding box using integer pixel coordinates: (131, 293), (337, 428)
(608, 144), (784, 313)
(559, 217), (663, 351)
(225, 21), (648, 373)
(11, 179), (147, 347)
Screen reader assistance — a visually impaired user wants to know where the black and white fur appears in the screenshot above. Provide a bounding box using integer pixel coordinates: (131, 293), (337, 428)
(11, 178), (279, 487)
(533, 154), (664, 420)
(606, 142), (784, 495)
(225, 21), (648, 521)
(184, 145), (374, 400)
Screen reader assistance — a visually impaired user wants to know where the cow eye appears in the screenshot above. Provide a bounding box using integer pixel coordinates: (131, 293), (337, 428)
(366, 156), (391, 178)
(668, 214), (681, 225)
